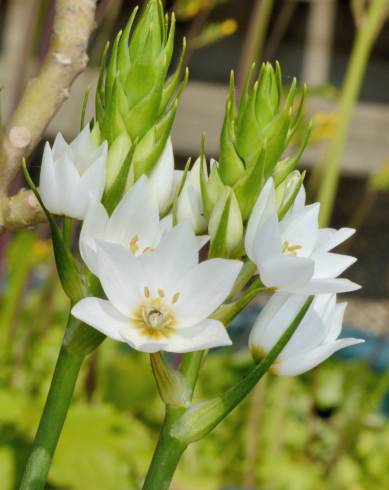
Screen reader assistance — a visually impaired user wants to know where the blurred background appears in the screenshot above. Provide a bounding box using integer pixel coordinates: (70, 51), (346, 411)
(1, 0), (389, 489)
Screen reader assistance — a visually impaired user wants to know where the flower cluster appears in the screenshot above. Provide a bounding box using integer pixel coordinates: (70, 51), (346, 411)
(36, 0), (363, 377)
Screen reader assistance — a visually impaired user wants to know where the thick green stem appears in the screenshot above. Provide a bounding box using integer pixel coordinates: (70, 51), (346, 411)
(317, 0), (388, 226)
(20, 317), (86, 490)
(142, 409), (186, 490)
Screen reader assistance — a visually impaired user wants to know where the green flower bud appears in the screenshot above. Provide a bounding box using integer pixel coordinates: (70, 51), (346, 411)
(209, 187), (244, 259)
(218, 63), (309, 221)
(96, 0), (186, 191)
(276, 170), (306, 220)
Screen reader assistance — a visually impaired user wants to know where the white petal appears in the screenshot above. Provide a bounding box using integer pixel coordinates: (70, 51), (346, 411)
(312, 252), (356, 279)
(165, 319), (232, 353)
(159, 214), (173, 237)
(118, 325), (168, 353)
(260, 255), (314, 290)
(280, 294), (335, 359)
(71, 297), (127, 341)
(106, 175), (160, 251)
(245, 178), (277, 260)
(175, 258), (242, 327)
(79, 199), (109, 275)
(325, 302), (347, 342)
(70, 125), (99, 173)
(149, 138), (175, 214)
(275, 338), (364, 376)
(77, 152), (106, 217)
(97, 242), (145, 316)
(290, 277), (361, 294)
(140, 222), (200, 294)
(55, 153), (81, 217)
(281, 203), (319, 257)
(52, 132), (68, 159)
(249, 293), (308, 354)
(251, 214), (282, 265)
(39, 142), (60, 213)
(315, 227), (355, 253)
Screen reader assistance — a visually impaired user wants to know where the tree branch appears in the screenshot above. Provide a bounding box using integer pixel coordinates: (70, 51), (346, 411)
(0, 0), (98, 231)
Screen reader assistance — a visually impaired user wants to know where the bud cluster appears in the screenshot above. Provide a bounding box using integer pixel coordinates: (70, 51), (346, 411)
(95, 0), (187, 192)
(176, 63), (311, 258)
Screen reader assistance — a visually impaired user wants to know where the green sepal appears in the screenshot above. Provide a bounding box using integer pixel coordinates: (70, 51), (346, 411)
(161, 37), (186, 109)
(208, 188), (243, 259)
(272, 123), (312, 186)
(237, 62), (256, 129)
(133, 100), (177, 179)
(102, 139), (137, 214)
(261, 108), (292, 176)
(201, 160), (225, 219)
(254, 63), (280, 128)
(170, 297), (313, 444)
(117, 6), (139, 72)
(277, 170), (306, 220)
(236, 81), (262, 162)
(172, 157), (191, 225)
(219, 99), (245, 186)
(233, 147), (265, 222)
(150, 353), (191, 407)
(21, 159), (83, 303)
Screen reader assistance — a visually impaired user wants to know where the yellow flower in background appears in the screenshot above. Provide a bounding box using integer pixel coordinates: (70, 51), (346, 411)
(311, 112), (339, 143)
(369, 159), (389, 192)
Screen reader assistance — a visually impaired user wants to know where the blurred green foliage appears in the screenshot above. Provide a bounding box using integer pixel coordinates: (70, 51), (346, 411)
(1, 231), (389, 489)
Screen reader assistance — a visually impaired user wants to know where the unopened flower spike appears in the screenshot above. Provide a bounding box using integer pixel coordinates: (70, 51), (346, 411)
(245, 178), (361, 294)
(217, 62), (310, 222)
(96, 0), (186, 199)
(249, 293), (364, 376)
(72, 222), (242, 353)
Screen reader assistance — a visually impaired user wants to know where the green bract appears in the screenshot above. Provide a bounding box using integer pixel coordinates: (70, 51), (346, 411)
(96, 0), (187, 191)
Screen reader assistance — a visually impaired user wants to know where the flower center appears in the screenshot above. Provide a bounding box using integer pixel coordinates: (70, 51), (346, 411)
(147, 308), (164, 329)
(132, 287), (180, 340)
(282, 240), (302, 257)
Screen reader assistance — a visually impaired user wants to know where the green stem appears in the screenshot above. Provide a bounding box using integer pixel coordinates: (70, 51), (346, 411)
(20, 317), (84, 490)
(317, 0), (388, 226)
(142, 409), (186, 490)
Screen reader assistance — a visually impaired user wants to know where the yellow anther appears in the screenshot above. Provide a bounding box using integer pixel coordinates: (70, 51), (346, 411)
(282, 240), (302, 257)
(130, 235), (140, 254)
(158, 289), (165, 298)
(144, 286), (150, 298)
(172, 292), (180, 304)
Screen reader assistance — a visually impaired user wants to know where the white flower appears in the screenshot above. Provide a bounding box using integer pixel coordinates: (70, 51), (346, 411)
(80, 175), (171, 276)
(72, 222), (242, 353)
(245, 178), (360, 294)
(249, 292), (364, 376)
(148, 138), (175, 215)
(39, 125), (107, 219)
(176, 157), (207, 234)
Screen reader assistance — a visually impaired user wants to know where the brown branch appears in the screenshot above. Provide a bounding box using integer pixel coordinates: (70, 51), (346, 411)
(0, 0), (98, 231)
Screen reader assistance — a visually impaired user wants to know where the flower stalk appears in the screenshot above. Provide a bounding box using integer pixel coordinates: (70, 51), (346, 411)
(317, 0), (388, 226)
(20, 316), (85, 490)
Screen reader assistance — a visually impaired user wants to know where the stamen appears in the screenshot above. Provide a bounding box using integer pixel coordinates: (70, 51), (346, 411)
(282, 240), (302, 257)
(158, 288), (165, 298)
(130, 235), (140, 254)
(144, 286), (150, 298)
(172, 292), (180, 304)
(143, 246), (154, 253)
